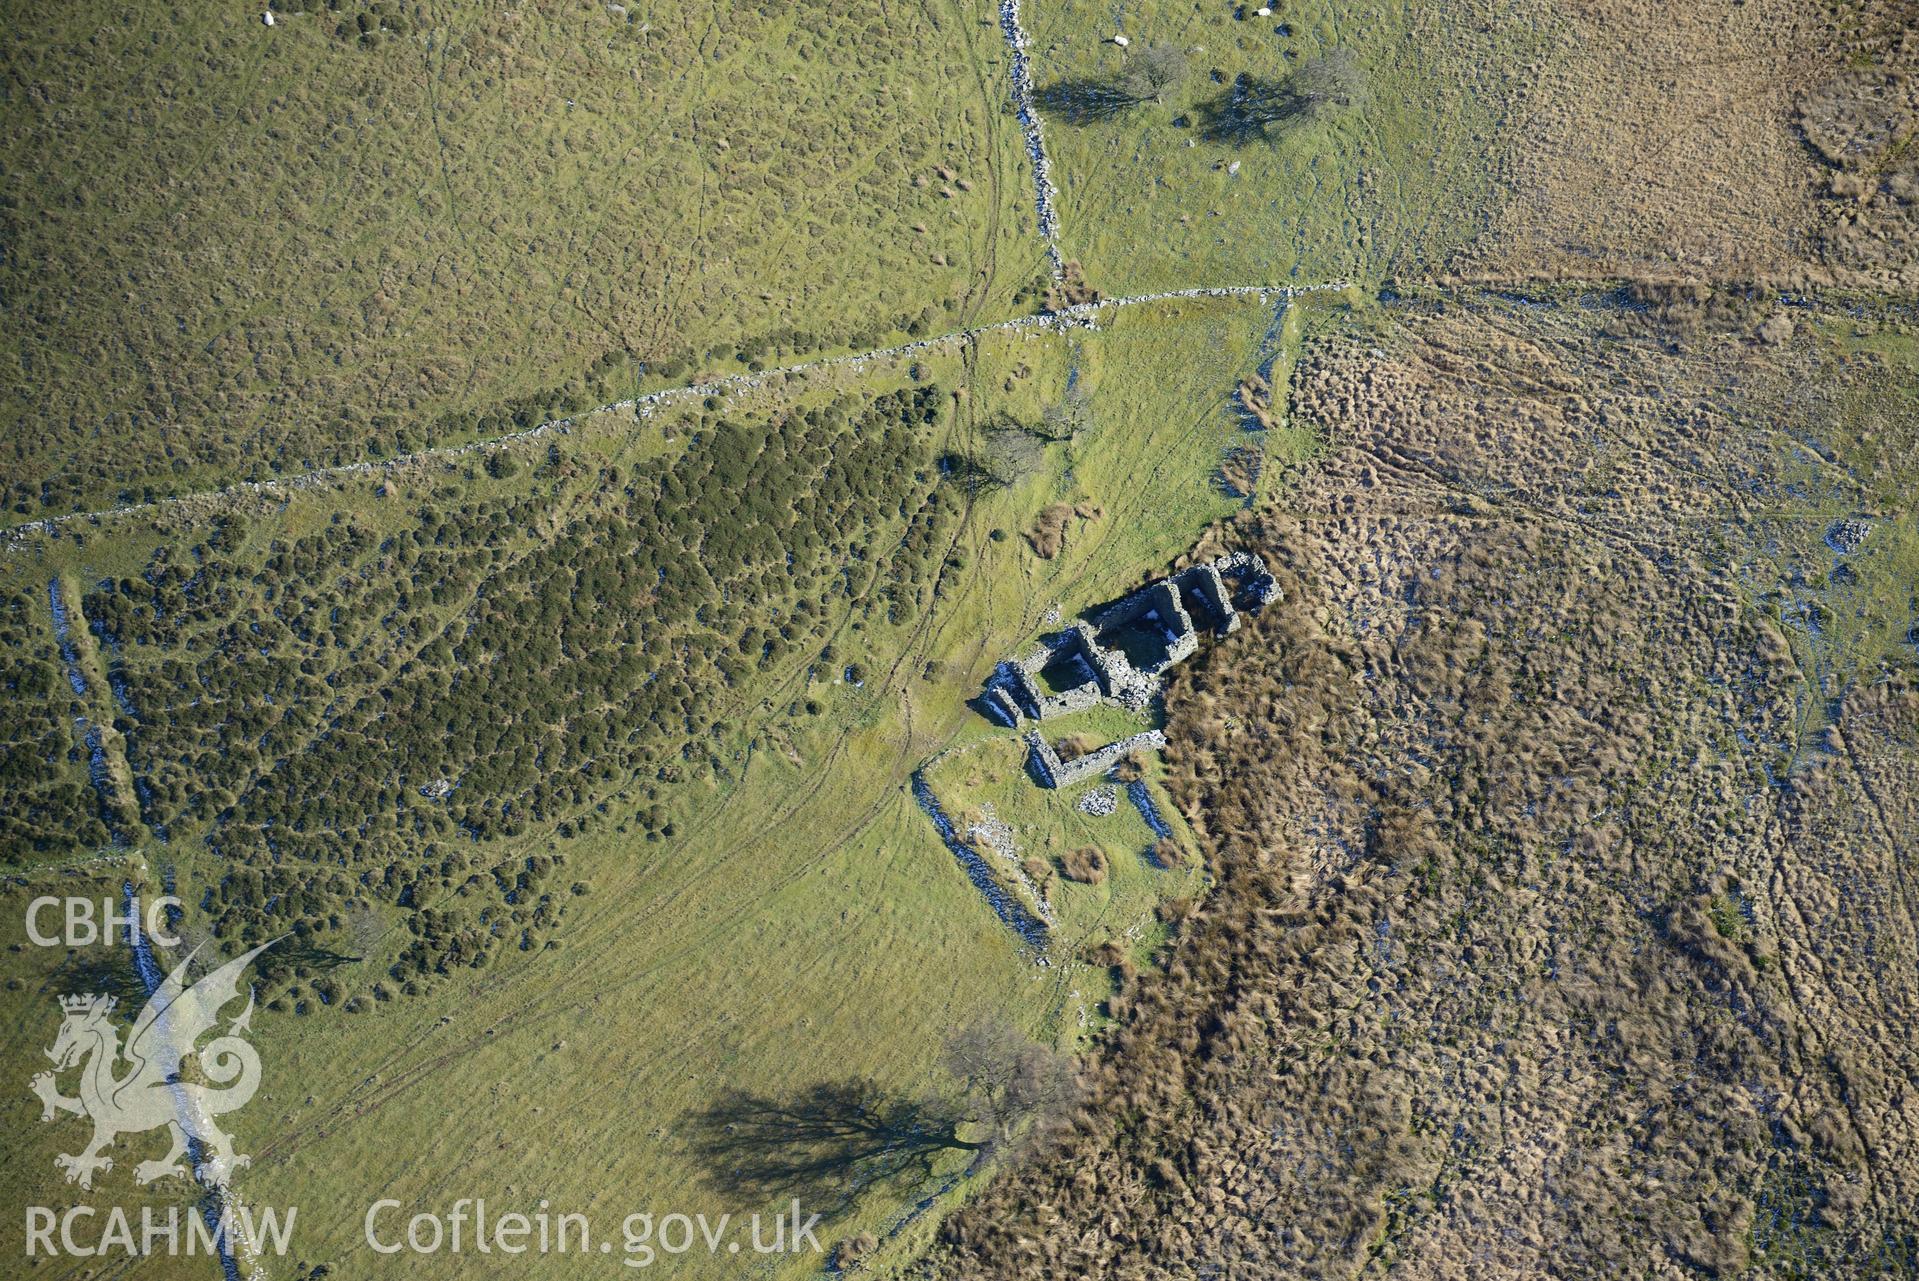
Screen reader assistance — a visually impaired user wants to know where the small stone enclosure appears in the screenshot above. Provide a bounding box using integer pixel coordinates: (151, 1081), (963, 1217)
(982, 553), (1278, 788)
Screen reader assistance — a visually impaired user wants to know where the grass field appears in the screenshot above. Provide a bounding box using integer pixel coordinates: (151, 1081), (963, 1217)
(0, 292), (1308, 1277)
(1, 0), (1039, 516)
(1022, 0), (1543, 295)
(8, 0), (1912, 1275)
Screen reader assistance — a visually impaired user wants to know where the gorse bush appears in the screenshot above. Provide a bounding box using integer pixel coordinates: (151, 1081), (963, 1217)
(45, 382), (960, 1005)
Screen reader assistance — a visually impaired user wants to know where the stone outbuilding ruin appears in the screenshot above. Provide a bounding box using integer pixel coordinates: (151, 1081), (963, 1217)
(1026, 728), (1168, 789)
(981, 553), (1278, 787)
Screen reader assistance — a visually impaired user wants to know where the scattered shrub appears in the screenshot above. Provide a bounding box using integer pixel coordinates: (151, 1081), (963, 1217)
(1060, 845), (1110, 884)
(1026, 503), (1075, 559)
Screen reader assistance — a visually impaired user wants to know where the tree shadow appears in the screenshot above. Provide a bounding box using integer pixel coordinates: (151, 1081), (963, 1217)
(50, 950), (147, 1009)
(1199, 54), (1364, 145)
(686, 1078), (979, 1210)
(279, 940), (357, 972)
(1036, 78), (1142, 126)
(1198, 74), (1314, 144)
(253, 938), (357, 987)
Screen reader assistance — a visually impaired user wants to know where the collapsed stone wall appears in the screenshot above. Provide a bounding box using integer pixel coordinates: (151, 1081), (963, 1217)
(1172, 562), (1237, 634)
(1026, 729), (1168, 789)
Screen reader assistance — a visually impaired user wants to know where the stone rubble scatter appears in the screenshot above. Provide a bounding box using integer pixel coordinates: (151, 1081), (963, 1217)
(1077, 785), (1118, 817)
(965, 803), (1056, 924)
(964, 806), (1019, 860)
(1827, 518), (1872, 554)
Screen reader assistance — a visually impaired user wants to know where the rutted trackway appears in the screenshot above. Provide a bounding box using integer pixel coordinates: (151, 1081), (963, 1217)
(3, 283), (1348, 544)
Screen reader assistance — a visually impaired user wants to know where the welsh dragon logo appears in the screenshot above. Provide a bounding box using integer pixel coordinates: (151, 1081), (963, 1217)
(31, 941), (274, 1190)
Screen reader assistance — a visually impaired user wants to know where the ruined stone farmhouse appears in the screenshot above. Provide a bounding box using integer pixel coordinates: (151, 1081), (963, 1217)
(982, 553), (1278, 788)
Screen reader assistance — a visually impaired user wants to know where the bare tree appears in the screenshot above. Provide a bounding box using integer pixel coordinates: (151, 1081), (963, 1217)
(941, 1018), (1078, 1151)
(1201, 49), (1367, 143)
(688, 1020), (1077, 1210)
(1039, 43), (1189, 125)
(1119, 44), (1189, 105)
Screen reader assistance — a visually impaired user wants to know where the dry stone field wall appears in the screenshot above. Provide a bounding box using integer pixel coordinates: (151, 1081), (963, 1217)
(995, 0), (1064, 280)
(1026, 728), (1168, 791)
(4, 288), (1343, 547)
